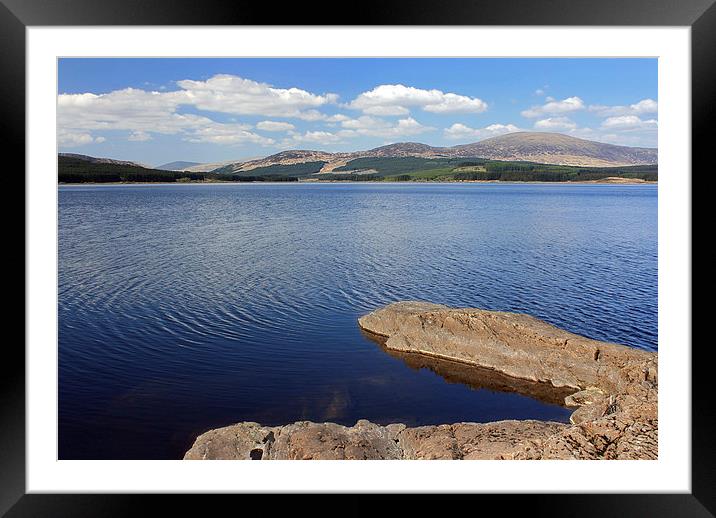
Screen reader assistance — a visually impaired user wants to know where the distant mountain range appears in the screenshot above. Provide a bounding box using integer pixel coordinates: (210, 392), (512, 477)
(447, 132), (657, 167)
(58, 132), (658, 184)
(156, 161), (201, 171)
(195, 132), (656, 175)
(59, 135), (658, 184)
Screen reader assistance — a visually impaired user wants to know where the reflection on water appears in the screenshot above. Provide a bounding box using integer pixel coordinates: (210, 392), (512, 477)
(361, 329), (576, 407)
(58, 183), (656, 459)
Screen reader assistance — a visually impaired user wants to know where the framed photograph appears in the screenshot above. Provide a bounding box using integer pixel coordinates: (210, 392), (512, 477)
(6, 0), (711, 512)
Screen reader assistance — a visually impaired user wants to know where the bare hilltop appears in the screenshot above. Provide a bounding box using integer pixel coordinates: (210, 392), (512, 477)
(166, 132), (657, 174)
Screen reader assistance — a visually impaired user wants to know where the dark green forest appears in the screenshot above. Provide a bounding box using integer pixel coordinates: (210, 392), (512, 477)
(333, 157), (656, 182)
(58, 156), (298, 183)
(452, 162), (658, 182)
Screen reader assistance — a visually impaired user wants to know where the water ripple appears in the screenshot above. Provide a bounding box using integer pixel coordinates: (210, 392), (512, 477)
(58, 183), (657, 459)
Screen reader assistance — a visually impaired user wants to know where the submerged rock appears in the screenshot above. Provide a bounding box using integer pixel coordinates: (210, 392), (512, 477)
(184, 302), (657, 460)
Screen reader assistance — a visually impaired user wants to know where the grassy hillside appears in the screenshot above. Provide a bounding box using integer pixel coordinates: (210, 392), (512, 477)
(451, 162), (657, 182)
(333, 157), (657, 182)
(212, 161), (326, 177)
(156, 161), (201, 171)
(334, 157), (475, 176)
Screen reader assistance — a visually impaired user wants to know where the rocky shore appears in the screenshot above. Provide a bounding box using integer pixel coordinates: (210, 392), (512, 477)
(184, 301), (657, 460)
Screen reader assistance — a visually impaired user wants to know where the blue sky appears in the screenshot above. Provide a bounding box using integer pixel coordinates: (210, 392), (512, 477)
(58, 58), (657, 167)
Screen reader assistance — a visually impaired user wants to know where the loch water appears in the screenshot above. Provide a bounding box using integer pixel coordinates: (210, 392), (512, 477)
(58, 182), (657, 459)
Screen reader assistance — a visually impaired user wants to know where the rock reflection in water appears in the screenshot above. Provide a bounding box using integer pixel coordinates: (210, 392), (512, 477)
(360, 329), (575, 407)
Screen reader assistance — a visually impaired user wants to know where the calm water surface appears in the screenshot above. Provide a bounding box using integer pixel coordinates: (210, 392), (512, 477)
(58, 183), (657, 459)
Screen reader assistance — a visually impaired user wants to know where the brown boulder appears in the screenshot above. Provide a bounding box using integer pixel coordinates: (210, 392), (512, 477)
(183, 422), (273, 460)
(398, 420), (568, 460)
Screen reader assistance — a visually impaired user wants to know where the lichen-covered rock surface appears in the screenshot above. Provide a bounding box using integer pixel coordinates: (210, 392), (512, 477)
(184, 419), (569, 460)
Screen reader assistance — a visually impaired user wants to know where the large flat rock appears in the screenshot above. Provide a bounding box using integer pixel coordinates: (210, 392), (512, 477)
(358, 301), (657, 394)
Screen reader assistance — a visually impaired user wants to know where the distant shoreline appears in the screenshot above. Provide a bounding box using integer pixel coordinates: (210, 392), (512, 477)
(58, 179), (657, 187)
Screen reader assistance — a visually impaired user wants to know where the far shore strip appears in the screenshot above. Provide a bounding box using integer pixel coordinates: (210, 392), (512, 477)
(59, 179), (657, 186)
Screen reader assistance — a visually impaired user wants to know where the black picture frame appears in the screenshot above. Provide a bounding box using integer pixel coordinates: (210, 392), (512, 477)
(4, 0), (711, 513)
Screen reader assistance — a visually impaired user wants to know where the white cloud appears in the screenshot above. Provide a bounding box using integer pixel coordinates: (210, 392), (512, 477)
(631, 99), (658, 114)
(533, 117), (578, 131)
(360, 105), (410, 116)
(338, 115), (433, 138)
(588, 98), (658, 117)
(57, 130), (105, 147)
(128, 130), (152, 142)
(444, 123), (521, 140)
(600, 115), (658, 130)
(521, 96), (585, 118)
(183, 123), (275, 146)
(58, 88), (206, 135)
(256, 120), (296, 132)
(295, 109), (331, 121)
(58, 73), (658, 152)
(324, 114), (350, 123)
(282, 130), (344, 146)
(518, 96), (658, 147)
(564, 123), (656, 147)
(596, 132), (656, 147)
(391, 118), (432, 135)
(175, 74), (337, 119)
(57, 75), (340, 146)
(422, 93), (488, 114)
(565, 127), (596, 138)
(340, 116), (386, 131)
(347, 84), (487, 116)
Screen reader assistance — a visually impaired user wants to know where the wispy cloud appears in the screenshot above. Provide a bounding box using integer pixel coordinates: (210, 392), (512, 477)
(533, 117), (577, 131)
(256, 121), (296, 132)
(521, 96), (585, 118)
(183, 123), (275, 146)
(600, 115), (658, 130)
(588, 98), (657, 118)
(338, 116), (433, 139)
(128, 130), (152, 142)
(444, 123), (520, 140)
(282, 130), (344, 147)
(58, 129), (106, 147)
